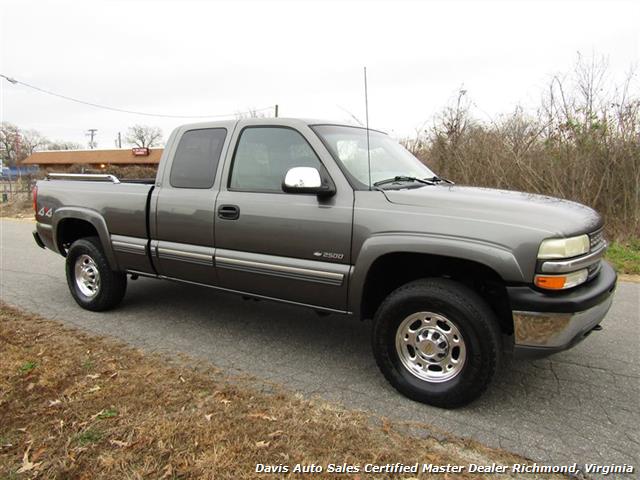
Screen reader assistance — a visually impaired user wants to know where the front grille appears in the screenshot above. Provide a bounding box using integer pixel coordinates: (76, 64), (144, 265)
(587, 228), (606, 281)
(589, 229), (605, 252)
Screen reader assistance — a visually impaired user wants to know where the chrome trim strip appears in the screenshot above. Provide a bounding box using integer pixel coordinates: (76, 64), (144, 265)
(111, 235), (147, 256)
(48, 173), (120, 183)
(124, 270), (350, 314)
(541, 242), (607, 273)
(157, 247), (214, 266)
(216, 256), (344, 286)
(112, 241), (146, 255)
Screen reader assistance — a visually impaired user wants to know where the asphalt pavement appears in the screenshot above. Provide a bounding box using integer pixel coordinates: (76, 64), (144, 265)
(1, 219), (638, 473)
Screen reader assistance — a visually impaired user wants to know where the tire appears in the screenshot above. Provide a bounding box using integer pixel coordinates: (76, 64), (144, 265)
(372, 278), (502, 409)
(65, 236), (127, 311)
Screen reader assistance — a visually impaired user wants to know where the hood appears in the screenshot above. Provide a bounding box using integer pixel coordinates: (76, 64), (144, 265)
(384, 185), (602, 237)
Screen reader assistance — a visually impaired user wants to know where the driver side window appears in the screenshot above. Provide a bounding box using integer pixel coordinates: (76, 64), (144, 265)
(229, 127), (322, 192)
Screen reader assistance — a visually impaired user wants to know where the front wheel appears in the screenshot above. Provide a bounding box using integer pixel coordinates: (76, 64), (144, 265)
(65, 237), (127, 311)
(372, 278), (502, 408)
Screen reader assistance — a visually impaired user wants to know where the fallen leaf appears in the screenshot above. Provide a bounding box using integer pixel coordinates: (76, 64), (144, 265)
(31, 447), (46, 461)
(87, 386), (101, 393)
(91, 410), (105, 420)
(16, 445), (42, 473)
(86, 373), (100, 379)
(248, 413), (277, 421)
(255, 440), (270, 448)
(109, 439), (129, 448)
(204, 414), (213, 422)
(48, 399), (62, 407)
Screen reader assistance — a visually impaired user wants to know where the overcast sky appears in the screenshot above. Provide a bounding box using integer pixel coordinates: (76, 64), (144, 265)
(1, 0), (638, 148)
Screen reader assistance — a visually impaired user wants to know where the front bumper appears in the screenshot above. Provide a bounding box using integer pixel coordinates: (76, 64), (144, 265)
(507, 261), (617, 358)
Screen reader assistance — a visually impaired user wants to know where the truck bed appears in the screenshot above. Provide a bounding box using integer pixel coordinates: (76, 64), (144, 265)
(38, 178), (153, 239)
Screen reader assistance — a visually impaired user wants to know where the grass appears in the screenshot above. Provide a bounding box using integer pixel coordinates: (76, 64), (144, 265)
(73, 429), (103, 446)
(18, 361), (36, 373)
(0, 302), (564, 479)
(606, 240), (640, 276)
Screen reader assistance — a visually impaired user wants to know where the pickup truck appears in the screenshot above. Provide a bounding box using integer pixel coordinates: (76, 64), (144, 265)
(33, 118), (617, 408)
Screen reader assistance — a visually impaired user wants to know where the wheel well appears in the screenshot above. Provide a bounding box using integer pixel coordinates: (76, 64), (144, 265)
(56, 218), (99, 255)
(361, 252), (513, 334)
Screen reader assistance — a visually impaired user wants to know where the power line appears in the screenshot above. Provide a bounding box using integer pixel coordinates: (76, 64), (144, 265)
(0, 73), (273, 119)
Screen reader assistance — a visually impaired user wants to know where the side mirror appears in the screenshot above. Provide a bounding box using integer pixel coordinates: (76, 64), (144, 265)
(282, 167), (336, 197)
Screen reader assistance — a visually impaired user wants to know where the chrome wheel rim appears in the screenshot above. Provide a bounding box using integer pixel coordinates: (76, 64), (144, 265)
(74, 254), (101, 297)
(395, 311), (466, 383)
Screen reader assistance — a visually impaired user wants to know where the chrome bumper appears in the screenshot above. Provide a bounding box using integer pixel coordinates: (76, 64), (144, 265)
(512, 293), (614, 356)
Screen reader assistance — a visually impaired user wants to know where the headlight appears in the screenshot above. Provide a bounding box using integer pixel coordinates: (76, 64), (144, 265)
(534, 269), (589, 290)
(537, 234), (589, 259)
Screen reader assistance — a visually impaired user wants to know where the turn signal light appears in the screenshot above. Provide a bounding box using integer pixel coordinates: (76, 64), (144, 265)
(535, 275), (566, 290)
(534, 269), (588, 290)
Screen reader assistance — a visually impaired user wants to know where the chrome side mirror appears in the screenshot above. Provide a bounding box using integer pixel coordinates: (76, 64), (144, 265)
(282, 167), (336, 197)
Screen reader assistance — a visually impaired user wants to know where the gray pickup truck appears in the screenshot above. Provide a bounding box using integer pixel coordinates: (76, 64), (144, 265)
(33, 118), (617, 408)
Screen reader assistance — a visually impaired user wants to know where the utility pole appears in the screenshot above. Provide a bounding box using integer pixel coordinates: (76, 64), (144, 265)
(274, 104), (279, 118)
(86, 129), (98, 149)
(116, 132), (122, 148)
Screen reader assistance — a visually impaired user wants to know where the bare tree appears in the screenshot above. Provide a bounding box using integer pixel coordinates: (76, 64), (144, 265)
(46, 140), (83, 151)
(0, 122), (49, 166)
(21, 129), (49, 156)
(235, 108), (267, 120)
(125, 125), (163, 148)
(0, 122), (21, 166)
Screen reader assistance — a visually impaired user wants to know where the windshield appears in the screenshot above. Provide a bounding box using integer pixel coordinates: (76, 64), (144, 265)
(312, 125), (436, 189)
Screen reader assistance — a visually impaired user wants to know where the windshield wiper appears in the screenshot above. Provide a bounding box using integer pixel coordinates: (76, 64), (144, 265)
(425, 175), (455, 185)
(373, 176), (435, 187)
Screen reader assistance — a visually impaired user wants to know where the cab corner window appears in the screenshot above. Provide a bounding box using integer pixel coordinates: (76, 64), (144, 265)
(170, 128), (227, 189)
(230, 127), (322, 192)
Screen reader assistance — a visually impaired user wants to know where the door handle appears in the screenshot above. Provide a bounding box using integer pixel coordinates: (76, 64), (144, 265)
(217, 204), (240, 220)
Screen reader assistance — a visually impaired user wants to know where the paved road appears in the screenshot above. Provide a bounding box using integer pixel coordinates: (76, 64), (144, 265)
(1, 219), (639, 472)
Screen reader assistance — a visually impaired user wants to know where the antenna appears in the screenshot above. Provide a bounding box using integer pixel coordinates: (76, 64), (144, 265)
(364, 66), (372, 191)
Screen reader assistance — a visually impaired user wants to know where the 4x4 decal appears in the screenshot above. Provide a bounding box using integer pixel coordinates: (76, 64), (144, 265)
(38, 207), (53, 217)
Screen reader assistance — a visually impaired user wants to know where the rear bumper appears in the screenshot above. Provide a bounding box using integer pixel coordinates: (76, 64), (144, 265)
(33, 222), (56, 252)
(32, 230), (45, 249)
(507, 261), (617, 358)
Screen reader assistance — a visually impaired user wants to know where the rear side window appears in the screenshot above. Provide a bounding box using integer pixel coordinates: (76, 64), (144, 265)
(229, 127), (322, 192)
(170, 128), (227, 189)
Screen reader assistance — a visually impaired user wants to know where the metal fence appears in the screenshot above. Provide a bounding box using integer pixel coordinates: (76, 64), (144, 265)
(1, 178), (37, 202)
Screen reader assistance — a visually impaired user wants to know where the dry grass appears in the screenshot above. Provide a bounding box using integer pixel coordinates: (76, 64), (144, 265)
(0, 194), (33, 219)
(0, 303), (564, 479)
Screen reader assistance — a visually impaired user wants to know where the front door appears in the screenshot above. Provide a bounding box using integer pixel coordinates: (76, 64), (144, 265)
(214, 124), (353, 311)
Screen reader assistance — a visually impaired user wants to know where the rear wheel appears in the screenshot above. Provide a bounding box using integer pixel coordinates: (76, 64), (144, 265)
(65, 237), (126, 311)
(372, 278), (502, 408)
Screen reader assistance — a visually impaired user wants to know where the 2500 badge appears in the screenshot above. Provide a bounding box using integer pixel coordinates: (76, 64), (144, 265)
(313, 251), (344, 260)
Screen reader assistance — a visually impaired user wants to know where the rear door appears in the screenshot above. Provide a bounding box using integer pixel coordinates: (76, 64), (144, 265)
(214, 120), (354, 311)
(151, 124), (233, 285)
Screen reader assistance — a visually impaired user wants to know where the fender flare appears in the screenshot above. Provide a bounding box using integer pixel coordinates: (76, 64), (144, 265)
(52, 207), (119, 270)
(348, 233), (525, 317)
